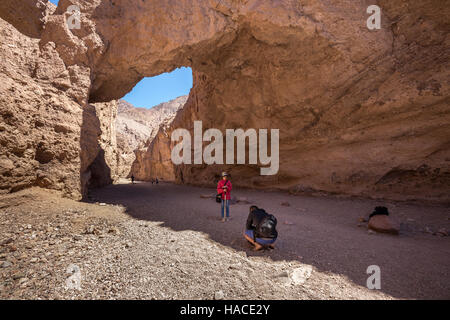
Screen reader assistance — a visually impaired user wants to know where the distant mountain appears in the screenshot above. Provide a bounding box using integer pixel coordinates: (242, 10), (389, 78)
(116, 96), (188, 177)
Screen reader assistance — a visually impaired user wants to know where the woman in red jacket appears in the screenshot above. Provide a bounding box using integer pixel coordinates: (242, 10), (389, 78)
(217, 172), (232, 222)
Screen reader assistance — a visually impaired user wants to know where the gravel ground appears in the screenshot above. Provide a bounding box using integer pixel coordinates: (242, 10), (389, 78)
(0, 183), (448, 300)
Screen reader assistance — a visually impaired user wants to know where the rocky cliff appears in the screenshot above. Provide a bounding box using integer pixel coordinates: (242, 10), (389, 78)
(0, 16), (84, 198)
(116, 96), (187, 178)
(1, 0), (449, 201)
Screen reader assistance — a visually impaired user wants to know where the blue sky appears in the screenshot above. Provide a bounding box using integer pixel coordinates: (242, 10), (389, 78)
(122, 68), (193, 108)
(49, 0), (192, 109)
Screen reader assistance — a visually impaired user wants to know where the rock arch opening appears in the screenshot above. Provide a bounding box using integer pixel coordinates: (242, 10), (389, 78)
(81, 67), (193, 198)
(0, 0), (448, 202)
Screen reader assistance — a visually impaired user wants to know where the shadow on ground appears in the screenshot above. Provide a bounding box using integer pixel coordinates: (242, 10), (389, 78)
(88, 181), (450, 299)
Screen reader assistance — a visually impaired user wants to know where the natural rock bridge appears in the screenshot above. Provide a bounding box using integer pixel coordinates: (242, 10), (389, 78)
(0, 0), (449, 201)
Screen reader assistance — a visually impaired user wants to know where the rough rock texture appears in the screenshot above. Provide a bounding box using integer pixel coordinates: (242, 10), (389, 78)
(368, 215), (400, 235)
(80, 101), (119, 194)
(1, 0), (450, 201)
(0, 18), (84, 199)
(0, 0), (55, 38)
(118, 0), (449, 202)
(116, 96), (187, 178)
(0, 5), (115, 199)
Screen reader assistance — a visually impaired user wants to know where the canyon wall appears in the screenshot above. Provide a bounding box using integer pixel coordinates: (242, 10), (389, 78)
(117, 96), (187, 178)
(0, 0), (115, 199)
(125, 1), (450, 201)
(1, 0), (449, 201)
(0, 16), (84, 198)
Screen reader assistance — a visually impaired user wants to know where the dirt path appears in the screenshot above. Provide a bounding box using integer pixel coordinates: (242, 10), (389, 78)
(89, 181), (450, 299)
(1, 183), (449, 299)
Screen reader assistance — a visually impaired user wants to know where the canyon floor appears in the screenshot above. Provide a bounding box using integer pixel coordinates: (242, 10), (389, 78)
(0, 182), (449, 300)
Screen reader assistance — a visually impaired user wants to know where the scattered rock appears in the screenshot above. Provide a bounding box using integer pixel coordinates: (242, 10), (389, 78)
(281, 202), (290, 207)
(435, 229), (448, 237)
(368, 215), (399, 235)
(12, 272), (25, 280)
(125, 241), (133, 248)
(214, 290), (225, 300)
(200, 194), (214, 199)
(274, 271), (291, 285)
(424, 226), (433, 234)
(1, 261), (12, 268)
(290, 266), (313, 285)
(276, 271), (289, 278)
(228, 263), (241, 270)
(1, 238), (14, 246)
(19, 253), (28, 260)
(284, 220), (295, 225)
(108, 227), (120, 235)
(85, 225), (101, 235)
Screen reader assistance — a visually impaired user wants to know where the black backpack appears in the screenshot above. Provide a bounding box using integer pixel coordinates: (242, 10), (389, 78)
(256, 214), (278, 238)
(369, 206), (389, 219)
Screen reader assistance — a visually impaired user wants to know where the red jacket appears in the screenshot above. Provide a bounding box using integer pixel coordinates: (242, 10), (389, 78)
(217, 179), (232, 200)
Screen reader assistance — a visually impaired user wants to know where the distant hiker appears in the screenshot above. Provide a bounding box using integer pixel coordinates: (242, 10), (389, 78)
(217, 172), (232, 222)
(155, 177), (159, 184)
(244, 206), (278, 251)
(131, 175), (135, 184)
(151, 179), (154, 184)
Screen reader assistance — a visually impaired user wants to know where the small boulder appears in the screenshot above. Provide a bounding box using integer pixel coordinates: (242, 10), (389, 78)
(125, 241), (133, 248)
(214, 290), (225, 300)
(368, 215), (399, 235)
(290, 266), (313, 285)
(1, 238), (14, 246)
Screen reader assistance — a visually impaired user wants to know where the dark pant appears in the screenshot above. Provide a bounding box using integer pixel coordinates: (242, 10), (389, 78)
(245, 230), (276, 245)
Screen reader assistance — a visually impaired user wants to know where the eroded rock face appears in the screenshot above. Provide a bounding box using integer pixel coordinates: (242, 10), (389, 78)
(0, 0), (55, 38)
(0, 18), (84, 198)
(1, 0), (449, 201)
(80, 101), (119, 195)
(116, 96), (187, 178)
(121, 0), (449, 201)
(0, 2), (114, 199)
